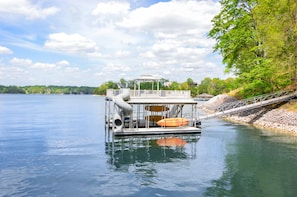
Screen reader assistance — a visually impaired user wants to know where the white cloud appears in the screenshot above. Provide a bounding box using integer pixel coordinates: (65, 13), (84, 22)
(10, 57), (58, 70)
(31, 62), (57, 69)
(44, 33), (99, 55)
(92, 2), (130, 16)
(0, 66), (27, 84)
(0, 0), (225, 86)
(94, 72), (104, 77)
(102, 63), (132, 73)
(0, 0), (59, 20)
(90, 2), (130, 27)
(0, 46), (13, 55)
(1, 57), (98, 86)
(57, 60), (70, 66)
(65, 67), (79, 73)
(118, 0), (217, 34)
(9, 58), (70, 71)
(115, 50), (131, 58)
(10, 57), (32, 66)
(107, 0), (222, 82)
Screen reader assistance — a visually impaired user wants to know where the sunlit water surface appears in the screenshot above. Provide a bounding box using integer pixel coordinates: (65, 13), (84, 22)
(1, 94), (297, 197)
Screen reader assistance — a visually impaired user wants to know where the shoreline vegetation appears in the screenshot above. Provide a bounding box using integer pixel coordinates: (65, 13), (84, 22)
(0, 85), (97, 95)
(201, 94), (297, 134)
(205, 0), (297, 135)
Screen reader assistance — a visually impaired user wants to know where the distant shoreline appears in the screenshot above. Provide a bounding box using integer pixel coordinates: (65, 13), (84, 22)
(0, 85), (98, 95)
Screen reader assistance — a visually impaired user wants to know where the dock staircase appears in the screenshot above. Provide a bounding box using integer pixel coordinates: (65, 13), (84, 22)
(199, 90), (297, 120)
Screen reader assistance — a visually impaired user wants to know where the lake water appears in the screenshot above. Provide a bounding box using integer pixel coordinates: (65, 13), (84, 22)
(1, 95), (297, 197)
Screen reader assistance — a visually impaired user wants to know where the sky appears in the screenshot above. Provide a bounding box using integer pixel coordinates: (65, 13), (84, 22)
(0, 0), (227, 87)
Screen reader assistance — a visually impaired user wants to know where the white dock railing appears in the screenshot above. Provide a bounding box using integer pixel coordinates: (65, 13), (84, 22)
(106, 89), (191, 98)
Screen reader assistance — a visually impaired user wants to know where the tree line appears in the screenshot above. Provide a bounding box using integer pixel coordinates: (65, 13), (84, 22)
(208, 0), (297, 98)
(0, 85), (96, 94)
(94, 77), (241, 97)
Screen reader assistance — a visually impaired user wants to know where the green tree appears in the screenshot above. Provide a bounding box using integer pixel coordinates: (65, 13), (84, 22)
(198, 77), (212, 94)
(1, 86), (25, 94)
(224, 77), (240, 92)
(169, 81), (179, 90)
(119, 78), (127, 88)
(94, 84), (108, 95)
(208, 0), (273, 96)
(186, 78), (194, 87)
(209, 0), (297, 96)
(159, 78), (169, 90)
(253, 0), (297, 88)
(94, 81), (118, 95)
(210, 78), (225, 95)
(185, 78), (198, 96)
(209, 0), (297, 97)
(209, 0), (260, 75)
(179, 82), (189, 90)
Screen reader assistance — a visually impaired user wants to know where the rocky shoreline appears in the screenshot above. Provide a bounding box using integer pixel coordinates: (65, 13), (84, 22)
(202, 94), (297, 133)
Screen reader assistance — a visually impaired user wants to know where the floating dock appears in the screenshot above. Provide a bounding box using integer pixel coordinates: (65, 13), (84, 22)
(105, 75), (201, 137)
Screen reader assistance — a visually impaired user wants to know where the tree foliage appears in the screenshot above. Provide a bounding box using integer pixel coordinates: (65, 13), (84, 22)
(209, 0), (259, 75)
(94, 81), (118, 95)
(0, 85), (25, 94)
(197, 77), (240, 96)
(254, 0), (297, 87)
(209, 0), (297, 97)
(0, 85), (96, 94)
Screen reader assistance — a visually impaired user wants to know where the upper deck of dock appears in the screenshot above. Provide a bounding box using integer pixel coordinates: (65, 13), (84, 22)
(106, 74), (197, 104)
(106, 89), (197, 104)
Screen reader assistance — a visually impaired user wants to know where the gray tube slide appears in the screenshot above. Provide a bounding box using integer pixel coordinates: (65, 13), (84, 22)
(113, 89), (133, 131)
(114, 88), (133, 115)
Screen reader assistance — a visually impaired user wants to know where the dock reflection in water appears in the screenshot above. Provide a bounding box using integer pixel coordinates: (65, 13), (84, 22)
(105, 134), (200, 169)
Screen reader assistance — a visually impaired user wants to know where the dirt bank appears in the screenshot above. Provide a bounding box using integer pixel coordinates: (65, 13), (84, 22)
(202, 94), (297, 133)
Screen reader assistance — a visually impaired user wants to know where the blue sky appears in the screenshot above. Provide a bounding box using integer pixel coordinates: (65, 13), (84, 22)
(0, 0), (227, 86)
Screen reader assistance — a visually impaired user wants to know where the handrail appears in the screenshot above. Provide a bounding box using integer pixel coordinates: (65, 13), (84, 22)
(215, 90), (297, 112)
(106, 89), (191, 98)
(199, 90), (297, 120)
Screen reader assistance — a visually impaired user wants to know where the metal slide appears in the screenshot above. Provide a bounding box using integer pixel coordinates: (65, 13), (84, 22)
(113, 89), (133, 131)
